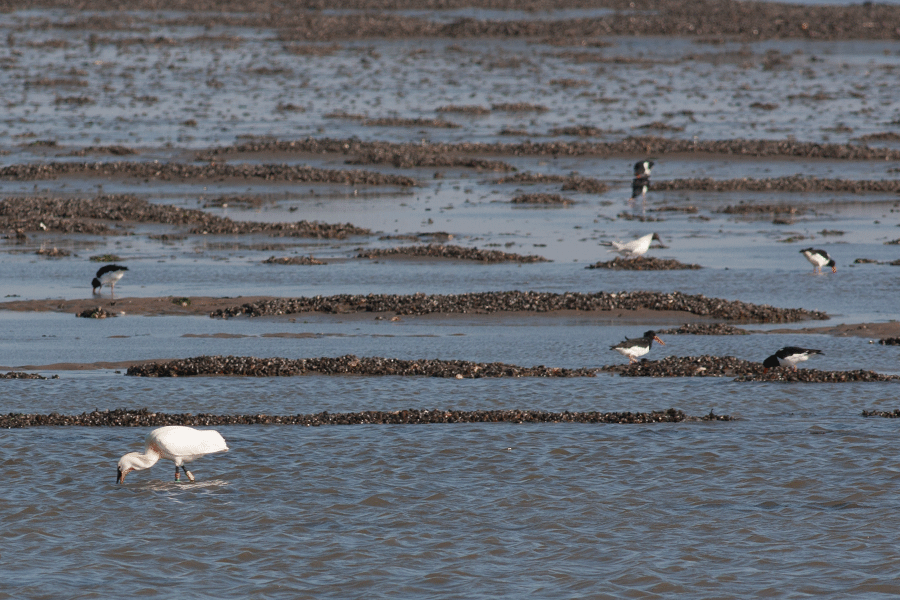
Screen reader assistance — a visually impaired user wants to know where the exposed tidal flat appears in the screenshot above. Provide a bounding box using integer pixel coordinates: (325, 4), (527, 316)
(2, 0), (900, 597)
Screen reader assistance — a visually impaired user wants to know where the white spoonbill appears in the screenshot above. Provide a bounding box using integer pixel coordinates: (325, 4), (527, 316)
(117, 426), (228, 484)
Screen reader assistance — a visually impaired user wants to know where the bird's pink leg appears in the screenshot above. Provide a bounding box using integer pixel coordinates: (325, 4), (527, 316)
(174, 465), (180, 481)
(182, 466), (195, 482)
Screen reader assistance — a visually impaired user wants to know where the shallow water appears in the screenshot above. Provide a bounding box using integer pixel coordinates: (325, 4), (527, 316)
(3, 3), (900, 598)
(5, 408), (900, 599)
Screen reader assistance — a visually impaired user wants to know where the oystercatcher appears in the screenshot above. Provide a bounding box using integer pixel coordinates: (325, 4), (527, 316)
(630, 160), (654, 200)
(631, 177), (650, 200)
(799, 248), (836, 274)
(763, 347), (823, 373)
(601, 233), (662, 258)
(611, 330), (665, 363)
(633, 160), (654, 179)
(92, 264), (128, 295)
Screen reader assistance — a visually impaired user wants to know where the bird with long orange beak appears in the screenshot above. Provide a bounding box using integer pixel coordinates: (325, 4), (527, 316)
(611, 330), (665, 364)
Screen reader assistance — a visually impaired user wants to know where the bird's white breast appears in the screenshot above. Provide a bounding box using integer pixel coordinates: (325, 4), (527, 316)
(100, 270), (125, 285)
(778, 352), (809, 367)
(616, 344), (649, 358)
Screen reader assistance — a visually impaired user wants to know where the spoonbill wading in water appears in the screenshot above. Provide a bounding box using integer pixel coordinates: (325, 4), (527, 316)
(117, 426), (228, 483)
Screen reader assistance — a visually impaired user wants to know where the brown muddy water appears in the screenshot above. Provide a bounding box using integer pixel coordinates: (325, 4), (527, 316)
(2, 1), (900, 598)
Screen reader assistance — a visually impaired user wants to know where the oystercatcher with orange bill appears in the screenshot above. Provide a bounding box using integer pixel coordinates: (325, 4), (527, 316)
(800, 248), (836, 274)
(92, 264), (128, 295)
(763, 347), (823, 372)
(611, 330), (665, 363)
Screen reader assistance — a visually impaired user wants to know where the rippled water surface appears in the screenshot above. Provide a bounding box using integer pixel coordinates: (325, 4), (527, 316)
(3, 2), (900, 598)
(6, 413), (900, 599)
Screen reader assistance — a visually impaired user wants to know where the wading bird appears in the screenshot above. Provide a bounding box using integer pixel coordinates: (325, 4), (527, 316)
(611, 330), (665, 364)
(799, 248), (836, 274)
(117, 426), (228, 484)
(92, 264), (128, 295)
(763, 347), (823, 373)
(630, 160), (654, 200)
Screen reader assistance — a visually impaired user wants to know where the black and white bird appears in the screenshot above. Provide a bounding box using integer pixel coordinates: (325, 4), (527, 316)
(799, 248), (836, 274)
(763, 347), (823, 373)
(91, 264), (128, 295)
(601, 233), (662, 258)
(611, 330), (665, 363)
(630, 160), (654, 200)
(633, 160), (653, 179)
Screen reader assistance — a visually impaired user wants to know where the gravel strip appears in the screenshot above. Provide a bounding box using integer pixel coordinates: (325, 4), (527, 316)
(0, 195), (370, 238)
(717, 203), (806, 215)
(262, 256), (327, 265)
(604, 355), (898, 381)
(20, 0), (900, 42)
(656, 176), (900, 194)
(77, 307), (115, 319)
(862, 410), (900, 418)
(735, 369), (899, 382)
(1, 372), (51, 380)
(510, 193), (574, 205)
(604, 355), (759, 377)
(656, 324), (749, 335)
(210, 290), (828, 322)
(586, 257), (702, 270)
(498, 173), (609, 194)
(200, 137), (900, 162)
(125, 355), (598, 378)
(0, 161), (416, 186)
(356, 244), (549, 263)
(0, 407), (732, 428)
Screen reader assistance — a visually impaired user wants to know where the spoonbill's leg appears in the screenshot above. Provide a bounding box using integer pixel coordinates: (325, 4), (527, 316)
(182, 466), (195, 482)
(175, 465), (181, 481)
